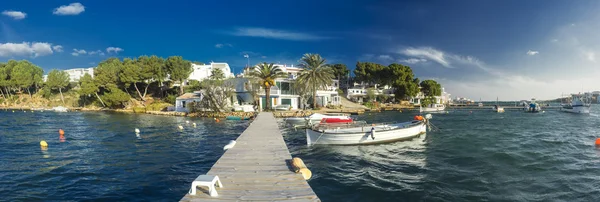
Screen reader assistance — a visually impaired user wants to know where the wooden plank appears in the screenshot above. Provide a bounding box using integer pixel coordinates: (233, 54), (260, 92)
(180, 112), (319, 201)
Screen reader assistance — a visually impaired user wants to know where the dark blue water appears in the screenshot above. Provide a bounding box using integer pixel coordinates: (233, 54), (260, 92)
(281, 106), (600, 202)
(0, 111), (248, 201)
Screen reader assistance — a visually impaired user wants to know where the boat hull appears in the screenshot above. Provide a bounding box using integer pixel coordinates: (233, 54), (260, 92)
(306, 122), (427, 145)
(561, 106), (590, 114)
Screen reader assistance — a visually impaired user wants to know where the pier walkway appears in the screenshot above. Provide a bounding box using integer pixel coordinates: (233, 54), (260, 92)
(180, 112), (319, 201)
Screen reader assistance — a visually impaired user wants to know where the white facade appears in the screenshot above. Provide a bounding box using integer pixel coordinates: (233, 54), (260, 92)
(42, 67), (94, 82)
(186, 62), (234, 84)
(175, 91), (203, 112)
(347, 84), (395, 103)
(248, 64), (341, 110)
(409, 87), (451, 105)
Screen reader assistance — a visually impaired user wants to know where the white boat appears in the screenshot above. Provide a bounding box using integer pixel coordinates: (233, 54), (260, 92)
(420, 104), (445, 112)
(285, 113), (351, 128)
(305, 120), (427, 145)
(523, 99), (542, 113)
(493, 97), (504, 113)
(274, 104), (291, 111)
(561, 94), (591, 114)
(493, 105), (505, 113)
(52, 106), (69, 112)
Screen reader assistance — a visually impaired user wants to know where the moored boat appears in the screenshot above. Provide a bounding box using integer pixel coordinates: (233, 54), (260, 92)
(305, 116), (429, 145)
(52, 106), (69, 112)
(523, 99), (542, 113)
(420, 104), (445, 112)
(561, 93), (591, 114)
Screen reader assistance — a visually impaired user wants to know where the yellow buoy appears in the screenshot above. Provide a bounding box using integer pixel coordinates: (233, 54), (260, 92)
(291, 157), (312, 180)
(40, 140), (48, 147)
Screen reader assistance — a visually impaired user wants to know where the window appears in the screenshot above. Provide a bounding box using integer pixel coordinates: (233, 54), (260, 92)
(182, 101), (186, 108)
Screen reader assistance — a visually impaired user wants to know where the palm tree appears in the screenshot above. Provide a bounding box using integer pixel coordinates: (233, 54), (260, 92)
(297, 53), (334, 108)
(248, 62), (287, 111)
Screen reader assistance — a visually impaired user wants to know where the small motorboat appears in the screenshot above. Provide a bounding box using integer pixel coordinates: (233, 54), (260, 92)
(285, 113), (351, 128)
(274, 104), (291, 111)
(420, 104), (445, 112)
(493, 105), (505, 113)
(305, 115), (430, 145)
(524, 101), (542, 113)
(52, 106), (69, 112)
(561, 93), (591, 114)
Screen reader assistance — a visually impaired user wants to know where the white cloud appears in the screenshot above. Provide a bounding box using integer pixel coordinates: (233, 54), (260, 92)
(53, 3), (85, 15)
(585, 51), (595, 62)
(215, 43), (232, 48)
(401, 47), (451, 67)
(2, 10), (26, 20)
(261, 56), (267, 59)
(229, 27), (329, 41)
(106, 47), (123, 54)
(526, 50), (539, 55)
(378, 55), (393, 61)
(89, 50), (104, 56)
(52, 45), (63, 52)
(0, 42), (54, 57)
(401, 58), (427, 64)
(551, 39), (559, 43)
(71, 49), (86, 56)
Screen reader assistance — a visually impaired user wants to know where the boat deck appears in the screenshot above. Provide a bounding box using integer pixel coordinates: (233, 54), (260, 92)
(180, 112), (319, 201)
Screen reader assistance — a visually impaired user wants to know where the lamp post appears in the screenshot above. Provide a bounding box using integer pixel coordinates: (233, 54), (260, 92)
(244, 54), (249, 68)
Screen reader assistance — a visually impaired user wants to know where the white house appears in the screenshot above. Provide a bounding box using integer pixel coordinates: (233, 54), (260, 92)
(42, 67), (95, 82)
(242, 64), (341, 110)
(409, 87), (452, 105)
(175, 91), (203, 112)
(347, 83), (395, 103)
(185, 62), (234, 84)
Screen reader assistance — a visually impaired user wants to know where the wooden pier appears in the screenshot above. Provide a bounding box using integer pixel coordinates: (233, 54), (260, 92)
(180, 112), (319, 201)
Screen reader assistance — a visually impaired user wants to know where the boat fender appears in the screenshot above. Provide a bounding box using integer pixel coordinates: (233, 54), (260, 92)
(223, 140), (236, 150)
(291, 157), (312, 180)
(370, 127), (376, 140)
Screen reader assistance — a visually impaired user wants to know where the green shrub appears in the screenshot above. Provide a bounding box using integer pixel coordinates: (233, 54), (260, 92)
(146, 102), (172, 111)
(133, 107), (146, 113)
(101, 88), (131, 108)
(164, 94), (177, 104)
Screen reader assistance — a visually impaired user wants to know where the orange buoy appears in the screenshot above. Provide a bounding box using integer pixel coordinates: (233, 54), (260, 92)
(595, 138), (600, 146)
(59, 129), (65, 136)
(215, 118), (220, 123)
(413, 116), (424, 121)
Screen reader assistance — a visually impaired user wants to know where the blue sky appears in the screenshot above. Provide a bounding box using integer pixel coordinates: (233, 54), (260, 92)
(1, 0), (600, 100)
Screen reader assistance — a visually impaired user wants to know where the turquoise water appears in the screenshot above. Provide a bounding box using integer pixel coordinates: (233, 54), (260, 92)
(0, 111), (248, 201)
(282, 106), (600, 201)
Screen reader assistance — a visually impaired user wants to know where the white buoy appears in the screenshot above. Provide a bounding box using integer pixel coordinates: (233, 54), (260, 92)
(135, 128), (140, 133)
(223, 140), (237, 150)
(178, 125), (184, 130)
(186, 121), (190, 124)
(192, 123), (197, 128)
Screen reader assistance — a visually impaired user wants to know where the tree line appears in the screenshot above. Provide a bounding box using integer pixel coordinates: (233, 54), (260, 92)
(0, 56), (196, 108)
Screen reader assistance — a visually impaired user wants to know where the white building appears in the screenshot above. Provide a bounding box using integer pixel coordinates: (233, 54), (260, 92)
(347, 83), (395, 103)
(185, 62), (234, 84)
(175, 91), (203, 112)
(243, 64), (341, 110)
(42, 67), (94, 82)
(409, 87), (452, 105)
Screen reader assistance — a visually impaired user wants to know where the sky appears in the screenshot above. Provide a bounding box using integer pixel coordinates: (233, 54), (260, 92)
(1, 0), (600, 101)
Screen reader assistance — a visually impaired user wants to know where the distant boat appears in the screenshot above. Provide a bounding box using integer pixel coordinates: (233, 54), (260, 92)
(493, 97), (504, 113)
(561, 94), (591, 114)
(523, 99), (542, 113)
(420, 104), (445, 112)
(52, 106), (69, 112)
